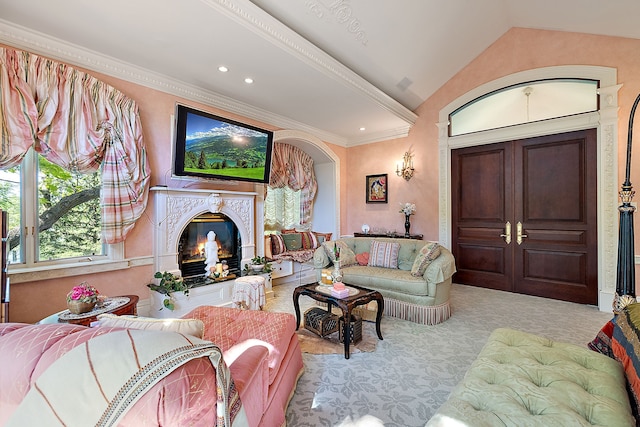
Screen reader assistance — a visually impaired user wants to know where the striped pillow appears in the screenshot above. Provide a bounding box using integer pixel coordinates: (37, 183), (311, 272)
(270, 234), (286, 255)
(368, 240), (400, 269)
(300, 231), (318, 249)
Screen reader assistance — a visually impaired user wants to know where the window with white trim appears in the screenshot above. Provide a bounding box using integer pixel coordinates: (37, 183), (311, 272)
(1, 148), (108, 267)
(449, 79), (599, 136)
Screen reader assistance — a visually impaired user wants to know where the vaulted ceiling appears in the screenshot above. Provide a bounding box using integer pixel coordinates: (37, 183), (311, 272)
(1, 0), (639, 146)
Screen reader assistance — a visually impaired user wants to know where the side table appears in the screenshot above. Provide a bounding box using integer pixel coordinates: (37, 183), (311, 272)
(38, 295), (139, 327)
(293, 283), (383, 359)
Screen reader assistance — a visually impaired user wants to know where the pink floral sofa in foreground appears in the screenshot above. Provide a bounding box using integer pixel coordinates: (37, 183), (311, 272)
(0, 306), (304, 427)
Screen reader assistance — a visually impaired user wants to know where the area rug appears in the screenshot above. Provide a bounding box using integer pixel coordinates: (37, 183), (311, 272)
(296, 327), (378, 354)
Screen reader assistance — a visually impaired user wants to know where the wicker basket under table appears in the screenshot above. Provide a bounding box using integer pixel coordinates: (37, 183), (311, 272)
(338, 314), (362, 344)
(304, 307), (339, 337)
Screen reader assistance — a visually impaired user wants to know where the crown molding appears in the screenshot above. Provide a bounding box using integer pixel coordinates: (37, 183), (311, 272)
(346, 125), (413, 147)
(0, 19), (353, 146)
(0, 5), (415, 147)
(200, 0), (417, 125)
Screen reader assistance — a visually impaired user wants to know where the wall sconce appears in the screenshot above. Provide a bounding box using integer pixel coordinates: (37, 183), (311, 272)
(396, 151), (415, 181)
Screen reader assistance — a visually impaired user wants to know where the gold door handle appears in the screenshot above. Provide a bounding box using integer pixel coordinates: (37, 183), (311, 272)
(500, 221), (511, 244)
(517, 222), (528, 245)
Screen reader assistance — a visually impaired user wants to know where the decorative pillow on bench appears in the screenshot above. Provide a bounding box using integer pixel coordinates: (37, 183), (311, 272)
(300, 232), (318, 249)
(282, 233), (303, 251)
(269, 231), (325, 256)
(282, 232), (320, 251)
(271, 234), (287, 255)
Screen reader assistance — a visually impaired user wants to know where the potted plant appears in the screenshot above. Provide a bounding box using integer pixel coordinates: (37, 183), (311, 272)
(66, 282), (100, 314)
(244, 256), (272, 274)
(147, 271), (191, 311)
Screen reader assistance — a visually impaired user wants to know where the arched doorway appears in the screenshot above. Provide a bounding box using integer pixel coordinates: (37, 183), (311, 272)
(272, 130), (341, 237)
(438, 66), (620, 311)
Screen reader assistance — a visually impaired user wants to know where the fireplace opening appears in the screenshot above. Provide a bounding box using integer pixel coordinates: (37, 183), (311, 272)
(178, 212), (241, 278)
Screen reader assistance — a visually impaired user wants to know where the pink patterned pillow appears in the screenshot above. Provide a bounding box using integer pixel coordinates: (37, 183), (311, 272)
(270, 234), (286, 255)
(368, 240), (400, 269)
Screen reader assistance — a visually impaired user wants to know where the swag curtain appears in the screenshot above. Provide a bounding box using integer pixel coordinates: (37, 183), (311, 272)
(0, 48), (150, 243)
(267, 143), (317, 228)
(264, 187), (302, 230)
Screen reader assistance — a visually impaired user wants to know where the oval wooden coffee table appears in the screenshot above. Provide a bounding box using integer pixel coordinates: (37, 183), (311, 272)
(293, 283), (383, 359)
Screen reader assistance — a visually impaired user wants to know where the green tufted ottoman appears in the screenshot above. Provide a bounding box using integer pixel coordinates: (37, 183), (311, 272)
(426, 328), (634, 427)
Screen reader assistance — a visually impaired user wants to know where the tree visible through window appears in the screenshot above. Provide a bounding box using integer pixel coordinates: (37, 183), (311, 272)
(0, 149), (104, 265)
(0, 165), (20, 263)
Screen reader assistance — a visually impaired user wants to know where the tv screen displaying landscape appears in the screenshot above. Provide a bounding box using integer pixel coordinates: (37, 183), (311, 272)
(173, 105), (274, 183)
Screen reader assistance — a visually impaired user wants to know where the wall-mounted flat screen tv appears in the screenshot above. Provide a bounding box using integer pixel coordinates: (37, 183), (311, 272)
(173, 104), (274, 183)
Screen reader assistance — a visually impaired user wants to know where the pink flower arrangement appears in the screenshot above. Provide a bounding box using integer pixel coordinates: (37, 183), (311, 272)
(66, 282), (99, 303)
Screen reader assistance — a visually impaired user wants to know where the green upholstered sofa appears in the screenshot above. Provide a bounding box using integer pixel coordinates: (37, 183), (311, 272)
(313, 236), (456, 325)
(426, 327), (635, 427)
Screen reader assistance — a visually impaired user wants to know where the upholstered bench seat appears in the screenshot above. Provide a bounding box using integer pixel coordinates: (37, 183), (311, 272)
(427, 328), (634, 427)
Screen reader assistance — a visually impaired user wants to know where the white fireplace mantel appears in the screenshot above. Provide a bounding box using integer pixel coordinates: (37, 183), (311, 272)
(151, 186), (264, 276)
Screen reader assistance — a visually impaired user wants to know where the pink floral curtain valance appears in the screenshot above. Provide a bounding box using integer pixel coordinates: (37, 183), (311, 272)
(0, 47), (150, 243)
(268, 143), (317, 225)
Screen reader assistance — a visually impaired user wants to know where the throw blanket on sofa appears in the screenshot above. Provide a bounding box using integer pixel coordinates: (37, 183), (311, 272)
(6, 329), (248, 427)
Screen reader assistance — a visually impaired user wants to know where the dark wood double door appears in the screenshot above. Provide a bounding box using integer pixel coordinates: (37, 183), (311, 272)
(451, 129), (598, 304)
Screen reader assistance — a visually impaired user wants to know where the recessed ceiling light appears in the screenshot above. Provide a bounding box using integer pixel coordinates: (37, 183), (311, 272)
(244, 77), (254, 84)
(218, 66), (228, 72)
(359, 127), (366, 131)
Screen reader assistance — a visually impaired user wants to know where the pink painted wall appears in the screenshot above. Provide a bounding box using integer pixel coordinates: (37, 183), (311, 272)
(344, 28), (640, 245)
(346, 135), (439, 239)
(7, 27), (640, 321)
(4, 50), (293, 323)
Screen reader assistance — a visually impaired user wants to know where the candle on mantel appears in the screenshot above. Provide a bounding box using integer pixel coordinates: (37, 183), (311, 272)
(216, 263), (223, 274)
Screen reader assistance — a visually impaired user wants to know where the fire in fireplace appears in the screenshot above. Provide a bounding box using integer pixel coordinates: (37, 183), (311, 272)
(178, 212), (241, 278)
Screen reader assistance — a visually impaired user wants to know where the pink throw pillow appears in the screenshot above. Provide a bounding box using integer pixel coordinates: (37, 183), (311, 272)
(356, 252), (369, 266)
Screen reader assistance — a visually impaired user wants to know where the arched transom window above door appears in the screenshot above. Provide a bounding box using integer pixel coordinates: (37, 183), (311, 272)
(449, 79), (599, 136)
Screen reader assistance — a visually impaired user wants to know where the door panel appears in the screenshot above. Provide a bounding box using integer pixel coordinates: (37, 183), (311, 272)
(452, 129), (598, 304)
(457, 244), (506, 274)
(524, 250), (585, 283)
(514, 131), (597, 304)
(452, 143), (513, 291)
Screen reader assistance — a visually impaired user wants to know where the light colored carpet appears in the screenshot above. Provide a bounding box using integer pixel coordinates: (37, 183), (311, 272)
(296, 327), (378, 355)
(264, 281), (613, 427)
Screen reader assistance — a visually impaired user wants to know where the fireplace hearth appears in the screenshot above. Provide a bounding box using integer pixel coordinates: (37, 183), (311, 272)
(178, 212), (241, 278)
(149, 187), (268, 316)
(151, 187), (264, 279)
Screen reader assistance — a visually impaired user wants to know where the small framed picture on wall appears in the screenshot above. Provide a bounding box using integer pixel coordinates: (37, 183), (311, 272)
(366, 173), (388, 203)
